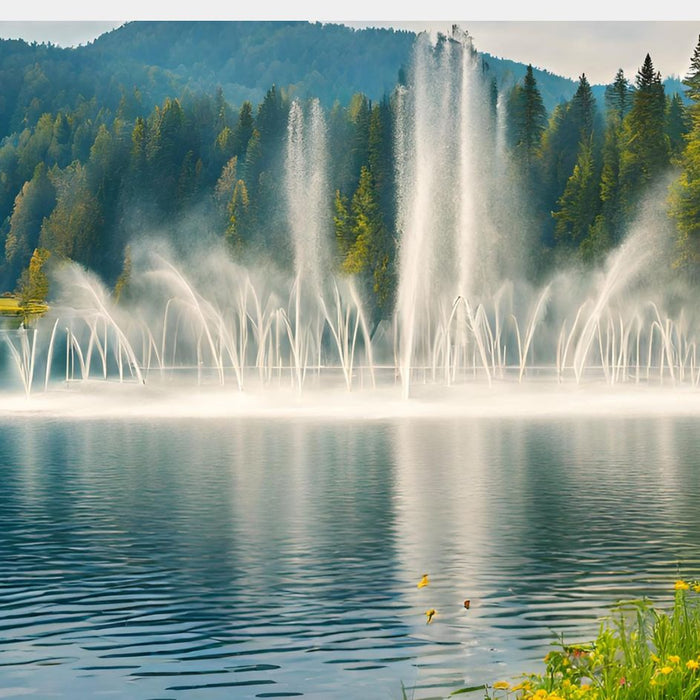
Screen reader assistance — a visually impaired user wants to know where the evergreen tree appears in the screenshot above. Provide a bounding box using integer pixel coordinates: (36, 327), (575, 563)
(666, 93), (689, 161)
(113, 244), (132, 303)
(214, 156), (238, 207)
(39, 163), (103, 265)
(553, 140), (600, 251)
(225, 179), (250, 254)
(618, 54), (669, 217)
(231, 101), (254, 158)
(508, 65), (547, 170)
(333, 189), (353, 263)
(684, 34), (700, 101)
(16, 247), (51, 307)
(570, 74), (596, 140)
(341, 166), (375, 276)
(671, 35), (700, 274)
(605, 69), (633, 121)
(4, 163), (56, 272)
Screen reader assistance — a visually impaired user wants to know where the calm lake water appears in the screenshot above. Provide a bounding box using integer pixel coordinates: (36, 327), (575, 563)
(2, 415), (700, 699)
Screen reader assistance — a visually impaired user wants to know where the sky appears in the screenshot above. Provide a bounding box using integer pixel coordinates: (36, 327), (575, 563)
(0, 2), (699, 86)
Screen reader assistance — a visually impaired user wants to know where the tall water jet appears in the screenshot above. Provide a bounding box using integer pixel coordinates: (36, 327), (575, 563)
(285, 99), (330, 386)
(395, 29), (501, 398)
(286, 98), (331, 294)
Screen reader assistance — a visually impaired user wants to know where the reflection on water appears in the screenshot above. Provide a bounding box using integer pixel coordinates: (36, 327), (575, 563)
(1, 416), (700, 699)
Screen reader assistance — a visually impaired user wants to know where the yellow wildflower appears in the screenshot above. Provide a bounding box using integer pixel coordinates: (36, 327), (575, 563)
(669, 655), (680, 664)
(659, 665), (674, 675)
(675, 580), (690, 591)
(493, 681), (510, 690)
(651, 653), (660, 663)
(687, 659), (699, 670)
(694, 584), (700, 593)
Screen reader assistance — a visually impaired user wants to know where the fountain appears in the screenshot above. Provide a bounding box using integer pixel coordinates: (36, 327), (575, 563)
(2, 29), (699, 409)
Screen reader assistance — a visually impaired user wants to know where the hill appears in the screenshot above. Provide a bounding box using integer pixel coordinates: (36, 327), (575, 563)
(0, 20), (598, 143)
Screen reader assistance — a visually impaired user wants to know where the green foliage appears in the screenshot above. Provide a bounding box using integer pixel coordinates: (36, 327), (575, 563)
(553, 140), (600, 251)
(484, 581), (700, 699)
(113, 244), (132, 303)
(605, 69), (634, 122)
(666, 93), (689, 161)
(508, 65), (547, 170)
(4, 162), (56, 270)
(16, 246), (50, 305)
(618, 54), (670, 217)
(225, 179), (250, 254)
(671, 35), (700, 276)
(39, 162), (102, 265)
(333, 189), (352, 262)
(1, 22), (699, 314)
(683, 34), (700, 102)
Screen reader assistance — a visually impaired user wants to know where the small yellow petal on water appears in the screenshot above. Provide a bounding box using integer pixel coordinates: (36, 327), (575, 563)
(425, 608), (436, 623)
(417, 574), (430, 588)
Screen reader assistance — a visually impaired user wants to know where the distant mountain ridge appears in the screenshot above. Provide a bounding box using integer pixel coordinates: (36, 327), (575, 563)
(0, 20), (689, 142)
(84, 21), (586, 110)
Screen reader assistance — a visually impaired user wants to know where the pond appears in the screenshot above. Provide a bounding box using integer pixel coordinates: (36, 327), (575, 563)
(1, 413), (700, 699)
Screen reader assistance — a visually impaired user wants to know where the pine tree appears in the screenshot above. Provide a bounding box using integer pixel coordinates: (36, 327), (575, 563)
(232, 101), (254, 159)
(618, 54), (669, 217)
(605, 69), (633, 121)
(570, 74), (596, 141)
(39, 162), (103, 265)
(509, 65), (547, 170)
(4, 163), (56, 271)
(333, 189), (352, 263)
(683, 34), (700, 101)
(113, 245), (132, 303)
(553, 140), (599, 250)
(225, 179), (250, 254)
(16, 247), (51, 307)
(342, 166), (375, 275)
(670, 35), (700, 275)
(666, 93), (689, 161)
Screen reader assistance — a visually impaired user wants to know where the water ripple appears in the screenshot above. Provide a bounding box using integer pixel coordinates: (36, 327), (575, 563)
(1, 416), (700, 698)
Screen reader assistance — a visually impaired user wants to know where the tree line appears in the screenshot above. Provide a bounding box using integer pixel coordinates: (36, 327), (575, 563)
(2, 33), (700, 325)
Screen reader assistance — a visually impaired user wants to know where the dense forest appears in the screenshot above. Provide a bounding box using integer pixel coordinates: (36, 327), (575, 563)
(1, 22), (700, 328)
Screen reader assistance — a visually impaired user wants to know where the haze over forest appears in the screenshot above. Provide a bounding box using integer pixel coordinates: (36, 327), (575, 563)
(1, 20), (699, 327)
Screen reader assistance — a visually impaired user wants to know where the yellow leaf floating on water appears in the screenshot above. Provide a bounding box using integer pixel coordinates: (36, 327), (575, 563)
(417, 574), (430, 589)
(425, 608), (436, 624)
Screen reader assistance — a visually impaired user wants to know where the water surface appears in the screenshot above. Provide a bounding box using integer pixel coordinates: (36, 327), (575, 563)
(1, 415), (699, 699)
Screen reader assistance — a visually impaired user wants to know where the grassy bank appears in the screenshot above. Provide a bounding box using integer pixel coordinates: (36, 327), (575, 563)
(481, 581), (700, 700)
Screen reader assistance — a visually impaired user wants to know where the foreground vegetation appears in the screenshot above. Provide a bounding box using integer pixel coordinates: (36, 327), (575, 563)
(482, 581), (700, 700)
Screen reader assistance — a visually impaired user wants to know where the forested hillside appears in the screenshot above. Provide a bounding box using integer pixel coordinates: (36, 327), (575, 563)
(0, 20), (589, 144)
(1, 22), (699, 328)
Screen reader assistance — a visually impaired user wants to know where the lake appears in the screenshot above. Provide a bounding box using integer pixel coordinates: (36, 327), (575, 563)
(2, 411), (700, 699)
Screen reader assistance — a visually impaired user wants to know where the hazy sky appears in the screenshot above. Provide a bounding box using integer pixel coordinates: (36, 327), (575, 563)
(1, 3), (699, 86)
